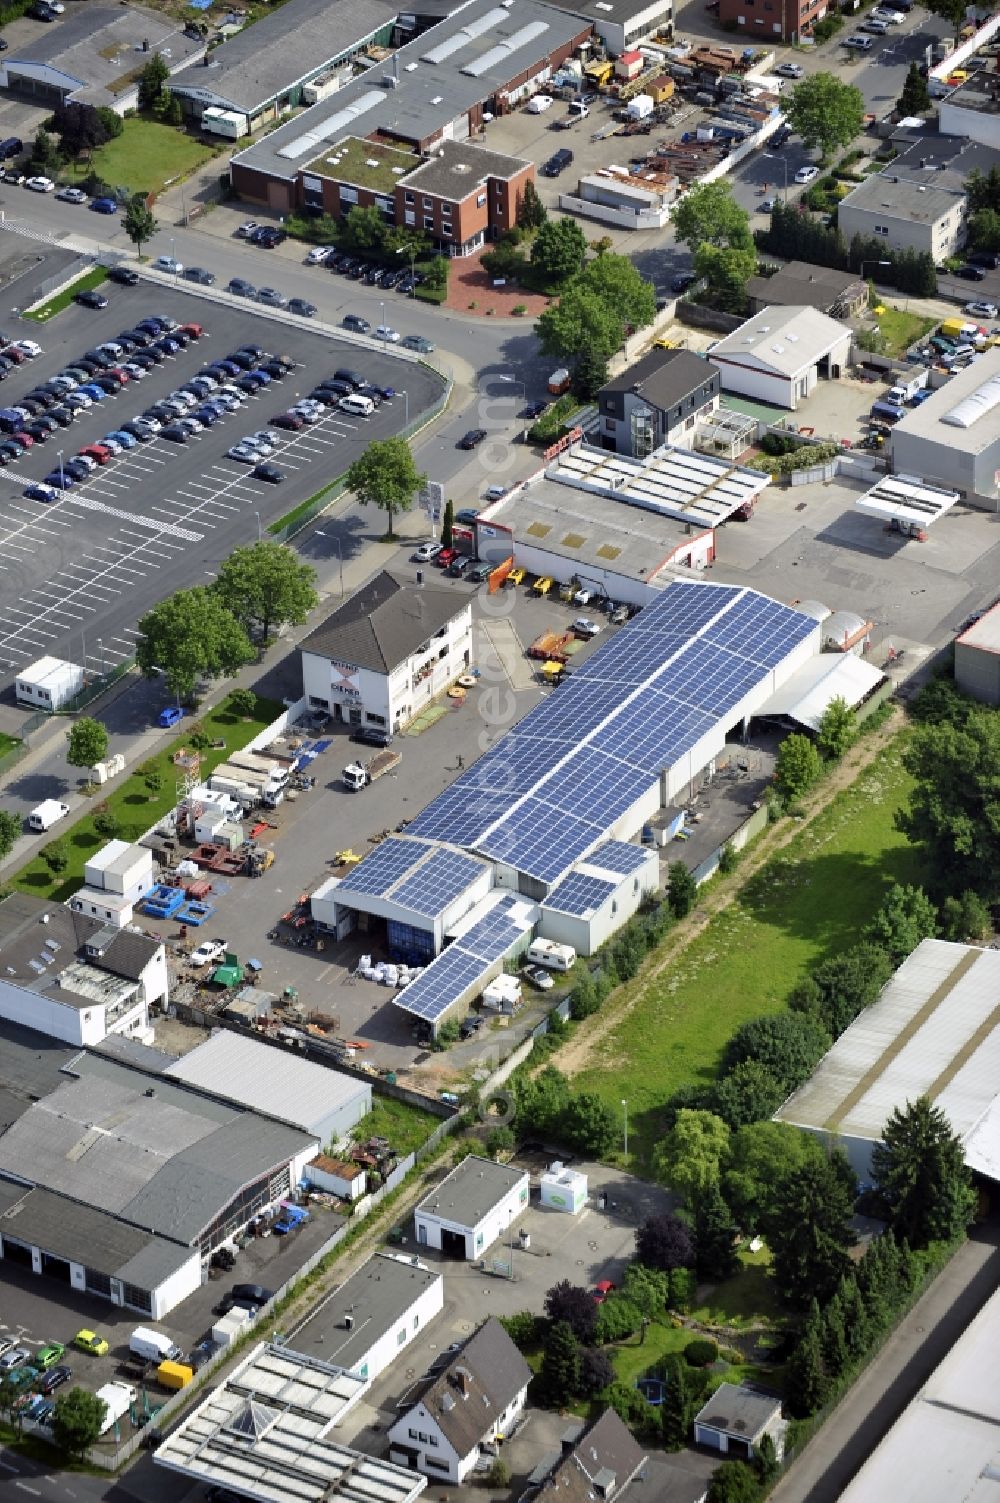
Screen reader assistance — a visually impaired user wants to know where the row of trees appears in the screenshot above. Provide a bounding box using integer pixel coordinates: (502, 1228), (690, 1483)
(756, 205), (937, 298)
(136, 541), (318, 702)
(0, 1380), (107, 1455)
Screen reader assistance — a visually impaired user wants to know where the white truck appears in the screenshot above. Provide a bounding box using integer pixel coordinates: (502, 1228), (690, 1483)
(887, 370), (928, 405)
(342, 749), (402, 792)
(212, 758), (287, 808)
(129, 1326), (182, 1364)
(28, 799), (70, 832)
(96, 1381), (136, 1435)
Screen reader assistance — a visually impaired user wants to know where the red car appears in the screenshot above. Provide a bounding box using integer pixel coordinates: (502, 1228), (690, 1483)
(592, 1280), (616, 1304)
(270, 411), (304, 430)
(436, 547), (457, 568)
(79, 444), (112, 465)
(10, 431), (33, 448)
(105, 367), (130, 384)
(179, 323), (204, 339)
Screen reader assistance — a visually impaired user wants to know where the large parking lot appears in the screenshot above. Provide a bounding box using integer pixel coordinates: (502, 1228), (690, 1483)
(0, 272), (443, 686)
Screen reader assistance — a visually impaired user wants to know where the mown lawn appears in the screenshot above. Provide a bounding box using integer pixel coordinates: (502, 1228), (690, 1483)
(13, 694), (283, 902)
(65, 119), (218, 196)
(572, 740), (921, 1168)
(873, 306), (937, 358)
(352, 1095), (441, 1157)
(25, 266), (108, 323)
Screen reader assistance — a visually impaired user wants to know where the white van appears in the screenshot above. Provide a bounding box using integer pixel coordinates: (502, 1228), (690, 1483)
(28, 799), (69, 832)
(339, 393), (375, 417)
(130, 1326), (182, 1364)
(527, 938), (577, 972)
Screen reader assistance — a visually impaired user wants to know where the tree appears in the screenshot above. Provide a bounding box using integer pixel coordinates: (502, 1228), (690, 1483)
(136, 586), (255, 703)
(42, 840), (70, 876)
(862, 883), (937, 965)
(594, 1293), (643, 1344)
(660, 1353), (696, 1450)
(707, 1460), (764, 1503)
(579, 1346), (614, 1395)
(603, 1380), (659, 1435)
(96, 106), (123, 140)
(485, 1458), (510, 1488)
(30, 127), (61, 175)
(694, 1182), (740, 1282)
(816, 696), (856, 761)
(164, 91), (183, 127)
(544, 1281), (598, 1343)
(756, 1433), (779, 1489)
(784, 1318), (829, 1418)
(898, 709), (1000, 896)
(342, 204), (388, 256)
(667, 861), (697, 918)
(921, 0), (967, 25)
(620, 1263), (669, 1320)
(51, 101), (108, 160)
(721, 1013), (831, 1097)
(713, 1060), (786, 1130)
(785, 73), (865, 161)
(898, 61), (930, 115)
(572, 346), (609, 401)
(214, 541), (318, 649)
(123, 195), (158, 257)
(968, 207), (1000, 254)
(516, 178), (547, 231)
(345, 436), (426, 540)
(871, 1096), (975, 1248)
(0, 809), (20, 860)
(67, 717), (108, 771)
(656, 1109), (731, 1204)
(530, 216), (588, 284)
(673, 180), (753, 256)
(441, 498), (454, 549)
(766, 1158), (856, 1307)
(139, 760), (164, 800)
(635, 1212), (694, 1272)
(229, 687), (257, 719)
(575, 252), (656, 330)
(837, 1273), (869, 1361)
(774, 732), (822, 800)
(789, 943), (894, 1039)
(51, 1387), (107, 1456)
(485, 1124), (514, 1158)
(535, 253), (655, 382)
(540, 1320), (580, 1405)
(137, 53), (170, 113)
(724, 1121), (826, 1232)
(693, 242), (758, 313)
(939, 889), (991, 942)
(820, 1288), (849, 1379)
(563, 1091), (618, 1156)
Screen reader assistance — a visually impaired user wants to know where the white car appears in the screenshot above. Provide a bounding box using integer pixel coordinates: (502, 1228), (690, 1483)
(228, 444), (259, 462)
(775, 62), (804, 78)
(306, 246), (331, 264)
(12, 339), (42, 358)
(574, 586), (597, 605)
(413, 541), (444, 563)
(964, 300), (999, 319)
(573, 616), (603, 639)
(152, 255), (183, 274)
(25, 176), (55, 193)
(871, 5), (904, 17)
(760, 197), (778, 212)
(375, 325), (401, 343)
(525, 965), (555, 991)
(123, 362), (147, 380)
(794, 165), (819, 185)
(56, 186), (87, 204)
(0, 1347), (29, 1373)
(190, 938), (229, 968)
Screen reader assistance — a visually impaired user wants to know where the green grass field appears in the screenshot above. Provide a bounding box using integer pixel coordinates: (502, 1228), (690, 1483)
(353, 1095), (441, 1157)
(25, 266), (108, 323)
(573, 741), (921, 1167)
(13, 694), (282, 902)
(65, 119), (218, 196)
(873, 306), (937, 358)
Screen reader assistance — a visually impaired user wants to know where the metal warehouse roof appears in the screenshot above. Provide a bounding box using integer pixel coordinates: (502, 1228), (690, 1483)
(855, 474), (960, 529)
(775, 940), (1000, 1177)
(154, 1343), (423, 1503)
(838, 1283), (1000, 1503)
(756, 653), (886, 731)
(957, 598), (1000, 654)
(164, 1031), (371, 1137)
(546, 440), (768, 528)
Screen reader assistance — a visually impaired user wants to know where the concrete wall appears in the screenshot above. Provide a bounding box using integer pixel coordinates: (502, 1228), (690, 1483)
(890, 428), (1000, 510)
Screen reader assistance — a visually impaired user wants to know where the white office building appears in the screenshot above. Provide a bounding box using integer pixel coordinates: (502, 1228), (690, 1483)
(414, 1155), (529, 1260)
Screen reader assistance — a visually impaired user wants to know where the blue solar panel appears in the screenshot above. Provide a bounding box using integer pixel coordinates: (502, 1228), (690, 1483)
(588, 841), (650, 876)
(457, 897), (527, 962)
(394, 947), (490, 1021)
(477, 798), (601, 885)
(338, 837), (431, 897)
(408, 786), (510, 846)
(547, 748), (650, 829)
(390, 849), (485, 918)
(545, 871), (617, 917)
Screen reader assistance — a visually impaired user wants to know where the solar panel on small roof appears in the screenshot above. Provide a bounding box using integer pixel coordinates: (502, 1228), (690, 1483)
(544, 871), (617, 917)
(394, 946), (490, 1021)
(588, 840), (650, 876)
(390, 848), (484, 918)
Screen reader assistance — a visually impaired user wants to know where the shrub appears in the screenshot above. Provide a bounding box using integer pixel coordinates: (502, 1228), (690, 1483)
(718, 842), (739, 876)
(499, 1311), (541, 1349)
(684, 1338), (719, 1368)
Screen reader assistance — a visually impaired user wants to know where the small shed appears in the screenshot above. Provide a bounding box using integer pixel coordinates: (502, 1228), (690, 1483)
(540, 1161), (587, 1214)
(693, 1383), (786, 1461)
(15, 655), (84, 711)
(305, 1154), (368, 1200)
(646, 73), (674, 104)
(616, 49), (644, 79)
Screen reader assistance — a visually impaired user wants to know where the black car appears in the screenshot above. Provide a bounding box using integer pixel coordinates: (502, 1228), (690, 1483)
(259, 360), (287, 380)
(333, 368), (364, 388)
(39, 1365), (72, 1395)
(24, 419), (54, 441)
(351, 725), (392, 748)
(253, 462), (285, 483)
(458, 428), (487, 450)
(288, 298), (316, 317)
(670, 271), (698, 294)
(83, 348), (115, 368)
(215, 1284), (273, 1316)
(107, 265), (139, 286)
(969, 251), (1000, 270)
(770, 126), (793, 147)
(75, 289), (109, 309)
(227, 278), (256, 297)
(188, 1339), (222, 1373)
(955, 265), (987, 282)
(49, 406), (74, 427)
(523, 400), (547, 419)
(28, 3), (57, 20)
(541, 148), (573, 177)
(460, 1014), (484, 1039)
(184, 266), (216, 285)
(63, 459), (91, 480)
(342, 313), (371, 334)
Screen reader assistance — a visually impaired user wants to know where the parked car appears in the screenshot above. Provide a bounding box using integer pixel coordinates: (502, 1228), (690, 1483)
(271, 411), (304, 430)
(190, 938), (229, 968)
(401, 333), (434, 353)
(573, 617), (602, 639)
(107, 266), (139, 288)
(90, 196), (118, 214)
(525, 965), (555, 990)
(151, 255), (183, 274)
(72, 1330), (109, 1356)
(412, 541), (443, 562)
(955, 264), (988, 281)
(455, 507), (480, 525)
(39, 1364), (72, 1395)
(670, 271), (698, 293)
(342, 313), (371, 334)
(55, 186), (87, 203)
(256, 286), (288, 307)
(374, 324), (401, 343)
(794, 165), (819, 184)
(253, 462), (285, 483)
(288, 298), (316, 317)
(35, 1343), (65, 1371)
(965, 300), (999, 318)
(24, 175), (55, 193)
(775, 62), (804, 78)
(227, 277), (256, 297)
(592, 1280), (616, 1304)
(157, 706), (186, 729)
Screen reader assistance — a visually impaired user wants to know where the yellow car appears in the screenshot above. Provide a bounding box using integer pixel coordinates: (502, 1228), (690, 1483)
(73, 1329), (109, 1356)
(505, 566), (525, 588)
(533, 576), (554, 596)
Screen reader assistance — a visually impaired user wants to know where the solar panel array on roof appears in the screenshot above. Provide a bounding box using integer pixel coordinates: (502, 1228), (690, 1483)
(587, 841), (650, 876)
(395, 895), (531, 1022)
(390, 849), (485, 918)
(409, 582), (815, 884)
(544, 871), (618, 917)
(337, 837), (432, 898)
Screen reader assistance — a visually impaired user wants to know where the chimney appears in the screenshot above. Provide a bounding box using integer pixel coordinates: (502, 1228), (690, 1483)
(454, 1366), (472, 1397)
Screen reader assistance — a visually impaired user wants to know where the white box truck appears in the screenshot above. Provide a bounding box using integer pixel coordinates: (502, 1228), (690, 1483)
(129, 1326), (182, 1364)
(96, 1381), (136, 1435)
(28, 799), (70, 832)
(526, 938), (577, 972)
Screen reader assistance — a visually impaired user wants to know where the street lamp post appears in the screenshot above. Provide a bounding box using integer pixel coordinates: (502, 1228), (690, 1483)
(396, 242), (418, 296)
(57, 448), (64, 490)
(399, 389), (409, 428)
(622, 1099), (629, 1164)
(380, 298), (386, 345)
(97, 637), (103, 677)
(762, 152), (789, 201)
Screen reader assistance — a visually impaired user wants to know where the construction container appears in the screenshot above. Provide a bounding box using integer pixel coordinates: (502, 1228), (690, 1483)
(628, 94), (654, 120)
(157, 1360), (194, 1390)
(615, 49), (644, 80)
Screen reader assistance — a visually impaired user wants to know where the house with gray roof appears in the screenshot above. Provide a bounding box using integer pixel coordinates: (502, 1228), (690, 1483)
(388, 1316), (531, 1483)
(836, 137), (1000, 261)
(597, 348), (720, 457)
(414, 1154), (529, 1259)
(693, 1383), (786, 1462)
(523, 1408), (648, 1503)
(300, 569), (473, 735)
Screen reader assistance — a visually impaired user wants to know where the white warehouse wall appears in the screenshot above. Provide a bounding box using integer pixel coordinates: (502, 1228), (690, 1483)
(0, 977), (97, 1046)
(148, 1253), (203, 1320)
(348, 1274), (444, 1382)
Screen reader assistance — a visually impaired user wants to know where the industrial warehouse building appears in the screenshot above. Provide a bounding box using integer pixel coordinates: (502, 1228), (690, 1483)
(300, 570), (472, 734)
(955, 599), (1000, 704)
(0, 1031), (318, 1318)
(299, 1252), (444, 1379)
(156, 1342), (425, 1503)
(414, 1154), (529, 1258)
(775, 940), (1000, 1183)
(889, 352), (1000, 511)
(708, 306), (853, 411)
(313, 579), (820, 1032)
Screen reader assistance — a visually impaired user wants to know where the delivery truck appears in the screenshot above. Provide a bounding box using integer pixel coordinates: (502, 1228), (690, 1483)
(130, 1326), (182, 1364)
(342, 749), (402, 791)
(28, 799), (70, 832)
(887, 370), (928, 405)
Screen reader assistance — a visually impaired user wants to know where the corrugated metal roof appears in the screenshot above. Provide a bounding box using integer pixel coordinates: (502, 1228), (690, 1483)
(165, 1032), (370, 1137)
(776, 941), (1000, 1166)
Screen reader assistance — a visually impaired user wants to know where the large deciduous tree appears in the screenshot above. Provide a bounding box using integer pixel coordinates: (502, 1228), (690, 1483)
(544, 1280), (598, 1343)
(136, 587), (254, 703)
(897, 709), (1000, 896)
(723, 1121), (826, 1232)
(861, 883), (937, 965)
(345, 436), (426, 539)
(67, 716), (109, 771)
(871, 1096), (975, 1247)
(124, 195), (158, 257)
(721, 1013), (831, 1098)
(535, 252), (655, 394)
(785, 73), (864, 161)
(656, 1109), (731, 1204)
(766, 1157), (856, 1307)
(530, 216), (587, 284)
(635, 1212), (695, 1272)
(214, 541), (317, 649)
(672, 180), (753, 256)
(774, 732), (822, 800)
(789, 943), (894, 1039)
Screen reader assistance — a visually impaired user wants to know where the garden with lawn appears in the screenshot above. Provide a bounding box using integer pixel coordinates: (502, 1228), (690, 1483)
(13, 693), (282, 903)
(25, 267), (108, 323)
(872, 305), (937, 358)
(64, 119), (217, 197)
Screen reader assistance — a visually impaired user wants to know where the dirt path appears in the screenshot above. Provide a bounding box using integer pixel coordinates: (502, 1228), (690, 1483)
(553, 708), (906, 1083)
